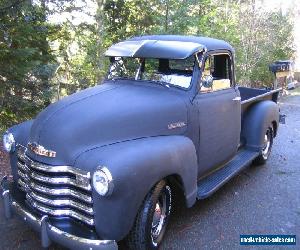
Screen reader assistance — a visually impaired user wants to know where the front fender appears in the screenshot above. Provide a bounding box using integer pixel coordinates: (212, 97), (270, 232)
(74, 135), (198, 241)
(6, 120), (34, 183)
(7, 120), (34, 147)
(241, 100), (279, 151)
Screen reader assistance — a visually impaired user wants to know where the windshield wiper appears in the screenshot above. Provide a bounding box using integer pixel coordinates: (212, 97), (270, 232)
(110, 77), (133, 81)
(110, 77), (170, 89)
(147, 80), (170, 88)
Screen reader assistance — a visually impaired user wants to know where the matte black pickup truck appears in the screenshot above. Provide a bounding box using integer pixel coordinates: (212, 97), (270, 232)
(2, 35), (280, 250)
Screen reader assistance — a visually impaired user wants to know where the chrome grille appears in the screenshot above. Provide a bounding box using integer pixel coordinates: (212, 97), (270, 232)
(16, 147), (94, 226)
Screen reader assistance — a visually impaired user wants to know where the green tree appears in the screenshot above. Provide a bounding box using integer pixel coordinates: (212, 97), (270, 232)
(0, 0), (295, 133)
(0, 0), (55, 131)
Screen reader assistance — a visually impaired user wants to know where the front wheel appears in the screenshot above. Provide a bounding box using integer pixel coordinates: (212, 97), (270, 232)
(253, 127), (274, 165)
(125, 180), (172, 250)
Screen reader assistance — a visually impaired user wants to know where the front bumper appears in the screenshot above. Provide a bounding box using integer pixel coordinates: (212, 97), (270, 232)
(1, 176), (118, 250)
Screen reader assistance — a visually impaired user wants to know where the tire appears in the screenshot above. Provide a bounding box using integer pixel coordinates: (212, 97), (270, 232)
(253, 127), (274, 165)
(125, 180), (172, 250)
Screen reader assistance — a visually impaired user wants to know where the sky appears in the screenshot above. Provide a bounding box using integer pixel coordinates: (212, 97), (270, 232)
(262, 0), (295, 12)
(47, 0), (97, 25)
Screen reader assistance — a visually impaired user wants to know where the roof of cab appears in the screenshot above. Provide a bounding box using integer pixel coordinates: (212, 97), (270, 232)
(105, 35), (234, 60)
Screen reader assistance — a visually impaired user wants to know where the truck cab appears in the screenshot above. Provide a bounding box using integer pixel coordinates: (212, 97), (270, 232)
(2, 35), (280, 250)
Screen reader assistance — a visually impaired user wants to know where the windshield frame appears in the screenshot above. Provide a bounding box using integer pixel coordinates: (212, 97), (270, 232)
(105, 56), (197, 91)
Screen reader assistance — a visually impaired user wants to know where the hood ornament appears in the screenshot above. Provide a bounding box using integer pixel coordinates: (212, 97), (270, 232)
(27, 142), (56, 158)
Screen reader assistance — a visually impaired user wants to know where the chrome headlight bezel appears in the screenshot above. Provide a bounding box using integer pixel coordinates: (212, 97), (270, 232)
(2, 131), (16, 153)
(92, 167), (114, 196)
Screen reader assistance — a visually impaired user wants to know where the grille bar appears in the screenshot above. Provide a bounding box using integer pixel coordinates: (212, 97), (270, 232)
(18, 178), (93, 203)
(19, 152), (90, 178)
(16, 148), (94, 226)
(26, 195), (94, 226)
(28, 190), (94, 215)
(17, 161), (91, 191)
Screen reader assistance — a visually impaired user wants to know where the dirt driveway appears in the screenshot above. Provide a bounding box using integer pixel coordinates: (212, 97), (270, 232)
(0, 91), (299, 250)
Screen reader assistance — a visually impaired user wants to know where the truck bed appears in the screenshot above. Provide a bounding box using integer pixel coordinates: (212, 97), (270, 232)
(238, 87), (280, 113)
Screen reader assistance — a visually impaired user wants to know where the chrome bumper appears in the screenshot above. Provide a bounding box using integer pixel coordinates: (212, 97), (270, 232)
(1, 176), (118, 250)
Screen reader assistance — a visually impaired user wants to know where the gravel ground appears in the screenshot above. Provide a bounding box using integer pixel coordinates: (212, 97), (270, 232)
(0, 91), (299, 250)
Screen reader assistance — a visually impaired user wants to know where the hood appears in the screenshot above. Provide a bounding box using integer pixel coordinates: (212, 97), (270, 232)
(27, 81), (188, 165)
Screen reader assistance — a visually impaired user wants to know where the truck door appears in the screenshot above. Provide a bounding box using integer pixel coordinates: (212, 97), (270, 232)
(194, 52), (241, 177)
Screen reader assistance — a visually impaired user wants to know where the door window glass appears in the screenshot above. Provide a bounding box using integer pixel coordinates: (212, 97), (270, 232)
(200, 54), (232, 93)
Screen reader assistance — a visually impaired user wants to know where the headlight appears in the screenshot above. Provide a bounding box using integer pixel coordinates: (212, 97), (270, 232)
(3, 132), (16, 153)
(93, 167), (114, 196)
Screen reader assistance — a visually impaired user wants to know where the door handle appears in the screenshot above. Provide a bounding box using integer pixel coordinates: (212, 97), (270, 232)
(232, 96), (241, 101)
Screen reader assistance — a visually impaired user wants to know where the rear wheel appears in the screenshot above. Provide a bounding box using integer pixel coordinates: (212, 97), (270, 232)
(253, 127), (273, 165)
(125, 180), (172, 250)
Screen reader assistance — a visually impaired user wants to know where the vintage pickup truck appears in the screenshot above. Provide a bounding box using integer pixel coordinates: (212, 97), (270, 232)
(1, 35), (281, 250)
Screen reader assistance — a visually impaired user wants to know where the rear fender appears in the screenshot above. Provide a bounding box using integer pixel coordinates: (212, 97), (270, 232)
(241, 100), (279, 151)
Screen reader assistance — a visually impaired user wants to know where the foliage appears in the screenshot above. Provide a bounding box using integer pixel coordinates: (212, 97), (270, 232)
(232, 3), (294, 87)
(49, 22), (103, 98)
(0, 0), (295, 131)
(0, 0), (55, 130)
(103, 0), (294, 87)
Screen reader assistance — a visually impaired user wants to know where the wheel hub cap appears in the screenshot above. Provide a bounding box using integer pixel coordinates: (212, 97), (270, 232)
(151, 192), (167, 244)
(262, 131), (271, 160)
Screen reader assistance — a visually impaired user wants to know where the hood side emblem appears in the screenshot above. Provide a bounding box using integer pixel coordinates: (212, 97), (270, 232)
(168, 121), (187, 130)
(27, 142), (56, 158)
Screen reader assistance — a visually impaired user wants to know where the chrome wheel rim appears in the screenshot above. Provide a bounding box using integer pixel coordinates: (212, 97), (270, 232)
(151, 186), (171, 246)
(262, 130), (271, 160)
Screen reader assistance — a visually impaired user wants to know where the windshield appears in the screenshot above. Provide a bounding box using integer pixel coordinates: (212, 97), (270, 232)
(106, 56), (195, 89)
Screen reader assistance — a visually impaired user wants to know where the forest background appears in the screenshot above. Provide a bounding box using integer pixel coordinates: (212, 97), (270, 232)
(0, 0), (297, 133)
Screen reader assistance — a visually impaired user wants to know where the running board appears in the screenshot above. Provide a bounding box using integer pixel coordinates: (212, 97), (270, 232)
(197, 149), (259, 199)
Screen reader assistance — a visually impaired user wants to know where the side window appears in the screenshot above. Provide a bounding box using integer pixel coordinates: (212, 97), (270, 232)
(200, 54), (232, 93)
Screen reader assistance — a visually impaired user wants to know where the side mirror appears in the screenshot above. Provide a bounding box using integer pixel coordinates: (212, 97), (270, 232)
(202, 75), (213, 88)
